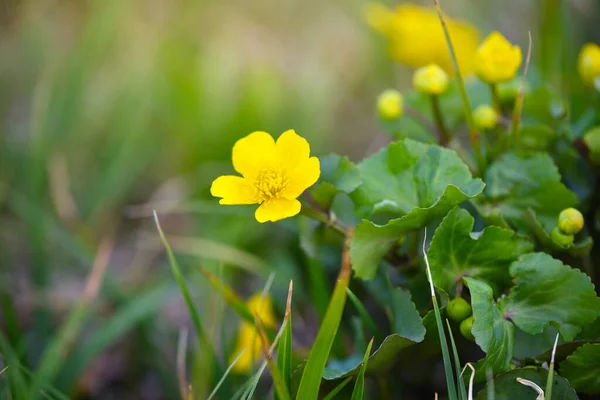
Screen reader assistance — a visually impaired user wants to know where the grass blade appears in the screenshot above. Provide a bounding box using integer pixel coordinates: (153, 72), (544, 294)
(544, 333), (560, 400)
(423, 230), (458, 400)
(510, 31), (533, 147)
(323, 377), (353, 400)
(207, 348), (246, 400)
(350, 337), (374, 400)
(58, 283), (171, 390)
(296, 234), (352, 400)
(446, 319), (467, 400)
(29, 239), (112, 398)
(275, 282), (294, 400)
(346, 288), (383, 343)
(176, 328), (190, 400)
(154, 211), (221, 395)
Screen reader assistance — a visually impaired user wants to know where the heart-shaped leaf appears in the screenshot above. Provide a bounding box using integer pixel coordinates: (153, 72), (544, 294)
(502, 252), (600, 341)
(428, 208), (533, 293)
(560, 343), (600, 394)
(464, 278), (514, 379)
(482, 152), (578, 233)
(350, 139), (484, 279)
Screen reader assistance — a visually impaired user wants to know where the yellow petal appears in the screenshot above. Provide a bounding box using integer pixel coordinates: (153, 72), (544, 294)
(210, 175), (257, 205)
(282, 157), (321, 199)
(231, 323), (261, 373)
(232, 131), (276, 178)
(246, 293), (277, 328)
(275, 129), (311, 172)
(255, 198), (302, 223)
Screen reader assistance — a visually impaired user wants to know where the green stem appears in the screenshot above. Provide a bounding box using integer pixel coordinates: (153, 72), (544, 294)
(404, 105), (438, 135)
(489, 83), (502, 113)
(431, 95), (451, 145)
(433, 0), (485, 175)
(510, 32), (533, 148)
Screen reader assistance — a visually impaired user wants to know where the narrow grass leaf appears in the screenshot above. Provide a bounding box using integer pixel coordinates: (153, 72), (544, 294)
(423, 230), (458, 400)
(545, 333), (560, 400)
(296, 235), (352, 400)
(207, 349), (246, 400)
(154, 211), (221, 393)
(275, 281), (294, 400)
(446, 319), (467, 400)
(323, 377), (353, 400)
(351, 337), (374, 400)
(347, 288), (383, 342)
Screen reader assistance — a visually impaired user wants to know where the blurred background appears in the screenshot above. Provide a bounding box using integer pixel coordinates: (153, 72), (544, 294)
(0, 0), (599, 398)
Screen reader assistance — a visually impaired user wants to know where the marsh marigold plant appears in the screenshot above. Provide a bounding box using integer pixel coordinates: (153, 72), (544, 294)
(210, 130), (320, 223)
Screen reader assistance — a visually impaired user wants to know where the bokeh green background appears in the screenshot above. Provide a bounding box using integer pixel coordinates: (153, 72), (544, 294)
(1, 0), (599, 398)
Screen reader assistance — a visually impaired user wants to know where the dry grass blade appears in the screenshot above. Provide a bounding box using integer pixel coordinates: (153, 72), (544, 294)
(516, 378), (544, 400)
(544, 332), (560, 400)
(460, 363), (476, 400)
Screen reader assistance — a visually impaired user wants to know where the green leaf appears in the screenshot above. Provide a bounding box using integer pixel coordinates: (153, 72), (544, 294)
(560, 343), (600, 394)
(310, 154), (361, 209)
(296, 266), (351, 399)
(482, 152), (578, 233)
(346, 288), (383, 342)
(350, 338), (374, 400)
(475, 368), (578, 400)
(428, 208), (533, 293)
(276, 314), (293, 399)
(350, 139), (484, 280)
(464, 278), (514, 378)
(390, 288), (426, 342)
(502, 252), (600, 341)
(519, 124), (558, 151)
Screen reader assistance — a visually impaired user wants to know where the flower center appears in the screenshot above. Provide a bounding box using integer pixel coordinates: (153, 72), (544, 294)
(254, 167), (287, 202)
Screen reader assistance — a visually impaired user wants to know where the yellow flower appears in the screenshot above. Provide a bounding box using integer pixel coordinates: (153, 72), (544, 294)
(211, 130), (320, 223)
(231, 294), (277, 374)
(475, 31), (522, 84)
(473, 104), (499, 130)
(377, 89), (404, 120)
(413, 64), (449, 95)
(578, 43), (600, 86)
(365, 3), (480, 75)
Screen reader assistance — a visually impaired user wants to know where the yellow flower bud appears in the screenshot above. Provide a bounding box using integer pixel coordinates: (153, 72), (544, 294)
(475, 31), (522, 84)
(473, 104), (499, 130)
(412, 64), (449, 95)
(578, 43), (600, 87)
(558, 208), (584, 235)
(377, 89), (404, 120)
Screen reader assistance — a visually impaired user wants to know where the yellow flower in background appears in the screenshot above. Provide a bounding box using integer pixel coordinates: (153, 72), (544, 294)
(377, 89), (404, 120)
(413, 64), (449, 95)
(211, 130), (320, 223)
(365, 3), (480, 75)
(475, 31), (522, 84)
(231, 294), (277, 374)
(578, 43), (600, 86)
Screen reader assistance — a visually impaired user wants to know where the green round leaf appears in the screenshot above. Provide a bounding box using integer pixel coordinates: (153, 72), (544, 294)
(560, 343), (600, 394)
(476, 368), (578, 400)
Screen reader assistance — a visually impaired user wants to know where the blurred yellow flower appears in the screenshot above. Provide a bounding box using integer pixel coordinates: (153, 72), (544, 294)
(413, 64), (449, 95)
(231, 294), (277, 374)
(365, 3), (480, 75)
(473, 104), (499, 129)
(377, 89), (404, 120)
(211, 130), (320, 223)
(475, 32), (522, 84)
(578, 43), (600, 86)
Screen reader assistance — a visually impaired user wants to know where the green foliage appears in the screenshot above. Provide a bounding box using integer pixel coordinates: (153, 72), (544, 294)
(428, 207), (533, 292)
(447, 298), (472, 323)
(560, 343), (600, 394)
(350, 338), (374, 400)
(502, 253), (600, 341)
(350, 139), (484, 279)
(481, 152), (578, 233)
(476, 368), (578, 400)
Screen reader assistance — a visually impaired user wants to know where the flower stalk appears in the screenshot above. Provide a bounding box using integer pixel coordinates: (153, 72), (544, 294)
(431, 95), (451, 145)
(433, 0), (485, 174)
